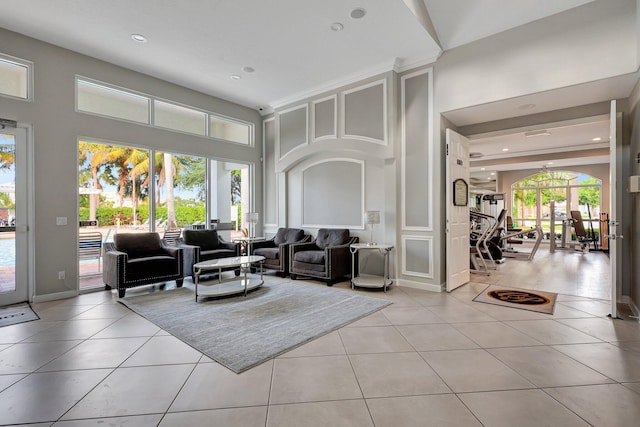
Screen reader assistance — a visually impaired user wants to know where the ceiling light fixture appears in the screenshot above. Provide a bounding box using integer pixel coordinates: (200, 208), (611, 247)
(130, 33), (147, 43)
(350, 8), (366, 19)
(330, 22), (344, 31)
(524, 129), (551, 138)
(524, 129), (551, 137)
(480, 167), (486, 171)
(592, 137), (602, 141)
(502, 148), (509, 152)
(230, 74), (241, 80)
(518, 103), (536, 110)
(469, 152), (484, 159)
(242, 66), (255, 73)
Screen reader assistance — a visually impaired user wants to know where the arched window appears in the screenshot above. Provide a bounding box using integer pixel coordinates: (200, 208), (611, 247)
(511, 171), (601, 239)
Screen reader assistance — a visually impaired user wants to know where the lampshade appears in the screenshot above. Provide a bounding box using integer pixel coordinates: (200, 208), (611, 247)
(365, 210), (380, 225)
(244, 212), (259, 224)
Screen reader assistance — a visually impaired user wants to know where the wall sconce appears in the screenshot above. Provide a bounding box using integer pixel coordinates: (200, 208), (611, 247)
(365, 210), (380, 245)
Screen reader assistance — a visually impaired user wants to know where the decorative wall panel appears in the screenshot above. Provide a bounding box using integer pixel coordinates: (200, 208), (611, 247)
(402, 236), (433, 278)
(278, 104), (308, 158)
(342, 80), (386, 144)
(263, 118), (277, 226)
(302, 159), (363, 227)
(312, 95), (337, 141)
(401, 69), (432, 230)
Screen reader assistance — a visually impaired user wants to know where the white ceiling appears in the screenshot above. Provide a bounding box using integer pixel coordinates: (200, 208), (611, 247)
(0, 0), (626, 181)
(0, 0), (596, 112)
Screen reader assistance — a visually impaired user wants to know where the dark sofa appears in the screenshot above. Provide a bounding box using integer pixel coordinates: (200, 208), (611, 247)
(103, 232), (183, 298)
(289, 228), (358, 285)
(251, 228), (310, 276)
(178, 229), (240, 280)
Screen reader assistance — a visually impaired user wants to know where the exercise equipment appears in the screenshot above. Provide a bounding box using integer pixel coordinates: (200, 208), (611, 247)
(500, 224), (543, 260)
(469, 209), (506, 274)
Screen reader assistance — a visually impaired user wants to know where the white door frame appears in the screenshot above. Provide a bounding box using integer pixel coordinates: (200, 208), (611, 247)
(608, 101), (622, 318)
(446, 128), (470, 292)
(0, 124), (34, 306)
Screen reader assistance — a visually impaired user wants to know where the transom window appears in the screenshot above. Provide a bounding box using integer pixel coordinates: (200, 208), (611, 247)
(75, 77), (254, 145)
(0, 53), (33, 101)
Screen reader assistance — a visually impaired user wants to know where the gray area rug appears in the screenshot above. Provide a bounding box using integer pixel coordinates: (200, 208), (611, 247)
(119, 282), (391, 373)
(0, 303), (39, 328)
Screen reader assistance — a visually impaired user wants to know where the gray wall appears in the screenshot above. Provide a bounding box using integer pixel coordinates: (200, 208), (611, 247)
(0, 28), (263, 300)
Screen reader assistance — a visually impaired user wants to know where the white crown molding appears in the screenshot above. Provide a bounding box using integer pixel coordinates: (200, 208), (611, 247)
(394, 54), (440, 73)
(270, 58), (399, 110)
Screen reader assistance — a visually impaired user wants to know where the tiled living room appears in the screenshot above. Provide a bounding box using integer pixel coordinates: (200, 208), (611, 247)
(2, 248), (640, 426)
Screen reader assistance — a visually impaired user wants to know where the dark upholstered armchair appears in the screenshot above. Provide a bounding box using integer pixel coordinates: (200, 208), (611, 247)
(177, 229), (240, 280)
(103, 232), (184, 298)
(251, 228), (311, 276)
(289, 228), (358, 285)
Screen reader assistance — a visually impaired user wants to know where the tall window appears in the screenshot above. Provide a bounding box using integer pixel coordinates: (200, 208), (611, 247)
(511, 171), (601, 240)
(154, 151), (206, 229)
(78, 140), (254, 289)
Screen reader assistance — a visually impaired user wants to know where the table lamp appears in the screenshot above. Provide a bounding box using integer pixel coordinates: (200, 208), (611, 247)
(244, 212), (259, 239)
(365, 210), (380, 245)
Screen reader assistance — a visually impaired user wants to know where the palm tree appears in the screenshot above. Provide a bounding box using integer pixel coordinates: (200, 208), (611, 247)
(163, 152), (176, 229)
(78, 142), (112, 221)
(0, 142), (15, 170)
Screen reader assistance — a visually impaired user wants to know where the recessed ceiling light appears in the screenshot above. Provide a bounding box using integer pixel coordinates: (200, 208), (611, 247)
(350, 8), (366, 19)
(242, 66), (255, 73)
(330, 22), (344, 31)
(547, 162), (553, 165)
(130, 33), (147, 43)
(502, 148), (509, 152)
(592, 137), (602, 141)
(230, 74), (241, 80)
(490, 172), (496, 175)
(480, 167), (486, 171)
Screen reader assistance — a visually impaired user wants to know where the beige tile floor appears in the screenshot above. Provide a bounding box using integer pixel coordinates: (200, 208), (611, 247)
(1, 249), (639, 426)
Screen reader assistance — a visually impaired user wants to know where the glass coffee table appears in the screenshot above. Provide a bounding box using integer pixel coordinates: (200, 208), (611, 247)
(193, 255), (265, 302)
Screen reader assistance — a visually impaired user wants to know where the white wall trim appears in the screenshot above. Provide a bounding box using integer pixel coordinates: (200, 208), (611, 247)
(400, 68), (433, 232)
(262, 117), (278, 228)
(311, 94), (338, 143)
(340, 79), (388, 145)
(33, 290), (78, 304)
(396, 278), (443, 293)
(270, 59), (396, 110)
(276, 103), (309, 161)
(401, 235), (434, 279)
(301, 158), (365, 229)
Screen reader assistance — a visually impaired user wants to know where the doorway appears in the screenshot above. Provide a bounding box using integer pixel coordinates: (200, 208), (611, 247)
(459, 112), (615, 303)
(0, 126), (31, 306)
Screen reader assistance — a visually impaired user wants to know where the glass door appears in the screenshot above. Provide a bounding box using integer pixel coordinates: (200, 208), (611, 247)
(0, 127), (29, 305)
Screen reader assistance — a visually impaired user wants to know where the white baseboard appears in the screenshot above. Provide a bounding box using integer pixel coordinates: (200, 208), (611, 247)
(32, 290), (78, 304)
(396, 279), (443, 293)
